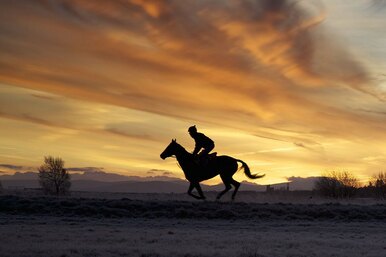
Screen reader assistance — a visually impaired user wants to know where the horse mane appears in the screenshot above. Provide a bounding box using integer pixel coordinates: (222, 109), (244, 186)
(174, 142), (190, 156)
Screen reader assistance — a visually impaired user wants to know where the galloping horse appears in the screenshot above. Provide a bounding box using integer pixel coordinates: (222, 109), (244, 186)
(160, 139), (265, 200)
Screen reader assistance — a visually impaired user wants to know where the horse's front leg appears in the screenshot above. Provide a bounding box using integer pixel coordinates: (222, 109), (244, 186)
(194, 182), (206, 200)
(187, 182), (206, 200)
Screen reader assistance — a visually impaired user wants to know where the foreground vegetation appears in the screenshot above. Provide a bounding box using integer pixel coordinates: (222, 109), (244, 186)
(1, 194), (386, 221)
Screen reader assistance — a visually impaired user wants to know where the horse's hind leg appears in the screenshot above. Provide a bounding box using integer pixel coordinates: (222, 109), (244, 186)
(216, 175), (232, 200)
(231, 179), (240, 200)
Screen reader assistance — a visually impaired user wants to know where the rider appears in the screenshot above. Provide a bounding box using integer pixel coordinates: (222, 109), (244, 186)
(188, 125), (215, 166)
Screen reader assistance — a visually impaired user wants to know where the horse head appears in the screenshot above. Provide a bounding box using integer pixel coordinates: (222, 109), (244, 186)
(160, 139), (178, 160)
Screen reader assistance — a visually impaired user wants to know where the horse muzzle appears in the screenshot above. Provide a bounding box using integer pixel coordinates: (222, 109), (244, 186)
(160, 154), (166, 160)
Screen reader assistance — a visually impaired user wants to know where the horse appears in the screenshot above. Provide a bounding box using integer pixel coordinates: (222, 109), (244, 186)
(160, 139), (265, 200)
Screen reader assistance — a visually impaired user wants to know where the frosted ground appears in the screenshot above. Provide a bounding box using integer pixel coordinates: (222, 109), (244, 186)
(1, 192), (386, 257)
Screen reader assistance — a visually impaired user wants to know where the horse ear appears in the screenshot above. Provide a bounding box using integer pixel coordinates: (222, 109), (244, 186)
(172, 139), (176, 142)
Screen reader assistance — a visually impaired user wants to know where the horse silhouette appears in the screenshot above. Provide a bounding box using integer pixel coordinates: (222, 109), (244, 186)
(160, 139), (265, 200)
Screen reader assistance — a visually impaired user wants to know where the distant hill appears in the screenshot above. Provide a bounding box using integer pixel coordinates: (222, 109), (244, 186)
(0, 171), (318, 192)
(0, 171), (265, 192)
(0, 179), (265, 193)
(0, 171), (182, 182)
(70, 180), (189, 193)
(0, 172), (38, 180)
(287, 176), (319, 191)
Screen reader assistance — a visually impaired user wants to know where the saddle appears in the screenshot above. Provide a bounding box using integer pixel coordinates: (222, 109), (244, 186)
(196, 152), (217, 168)
(208, 152), (217, 159)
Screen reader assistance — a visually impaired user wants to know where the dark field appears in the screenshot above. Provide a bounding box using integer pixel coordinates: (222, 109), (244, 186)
(1, 193), (386, 257)
(1, 194), (386, 221)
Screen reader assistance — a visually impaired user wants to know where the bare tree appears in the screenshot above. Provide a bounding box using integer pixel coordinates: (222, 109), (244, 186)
(371, 171), (386, 199)
(314, 174), (341, 198)
(315, 171), (359, 198)
(38, 156), (71, 195)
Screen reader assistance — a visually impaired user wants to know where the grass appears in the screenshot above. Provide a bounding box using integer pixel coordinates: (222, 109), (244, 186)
(1, 194), (386, 221)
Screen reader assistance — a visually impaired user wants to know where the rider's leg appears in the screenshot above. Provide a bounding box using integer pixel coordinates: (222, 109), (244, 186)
(205, 144), (215, 157)
(199, 149), (210, 166)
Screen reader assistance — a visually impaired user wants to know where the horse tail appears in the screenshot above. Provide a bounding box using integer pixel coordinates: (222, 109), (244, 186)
(236, 159), (265, 179)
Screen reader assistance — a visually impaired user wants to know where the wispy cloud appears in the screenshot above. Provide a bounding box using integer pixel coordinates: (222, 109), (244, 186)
(104, 127), (155, 141)
(0, 164), (35, 173)
(67, 167), (105, 173)
(0, 164), (25, 171)
(1, 0), (384, 144)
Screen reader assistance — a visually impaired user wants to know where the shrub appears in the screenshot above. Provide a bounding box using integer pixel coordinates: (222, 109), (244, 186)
(314, 171), (359, 198)
(38, 156), (71, 195)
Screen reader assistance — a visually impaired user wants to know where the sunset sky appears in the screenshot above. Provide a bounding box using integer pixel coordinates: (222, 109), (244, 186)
(1, 0), (386, 185)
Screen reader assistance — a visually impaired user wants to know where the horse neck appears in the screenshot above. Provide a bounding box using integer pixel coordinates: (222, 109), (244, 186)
(174, 145), (194, 178)
(174, 144), (190, 161)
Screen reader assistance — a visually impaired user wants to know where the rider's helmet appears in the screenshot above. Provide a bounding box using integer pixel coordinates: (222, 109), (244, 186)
(188, 125), (197, 134)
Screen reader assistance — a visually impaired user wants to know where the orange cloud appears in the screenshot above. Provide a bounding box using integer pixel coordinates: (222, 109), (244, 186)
(1, 0), (386, 181)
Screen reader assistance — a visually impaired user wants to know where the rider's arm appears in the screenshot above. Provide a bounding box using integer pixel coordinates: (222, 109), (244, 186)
(192, 143), (201, 155)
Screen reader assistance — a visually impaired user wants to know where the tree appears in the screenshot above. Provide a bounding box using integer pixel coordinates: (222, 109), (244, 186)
(38, 156), (71, 195)
(314, 171), (359, 198)
(371, 171), (386, 199)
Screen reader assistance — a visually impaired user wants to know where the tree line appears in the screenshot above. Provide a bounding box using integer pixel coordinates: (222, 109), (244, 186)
(314, 171), (386, 199)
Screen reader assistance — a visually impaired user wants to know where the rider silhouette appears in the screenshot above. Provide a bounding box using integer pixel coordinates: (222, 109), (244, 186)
(188, 125), (215, 166)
